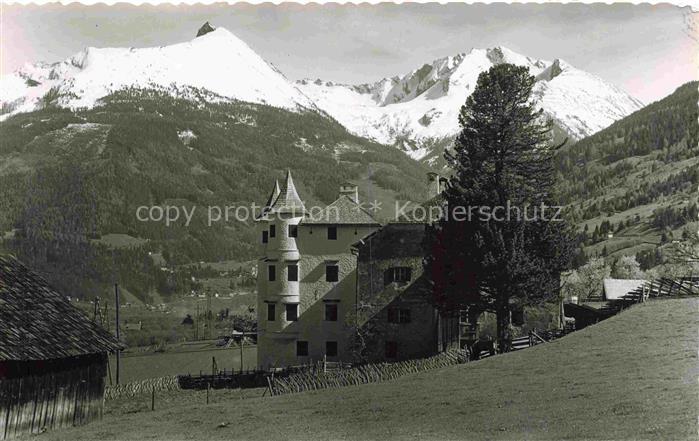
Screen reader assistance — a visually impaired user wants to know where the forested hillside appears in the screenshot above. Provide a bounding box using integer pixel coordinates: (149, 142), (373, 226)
(556, 81), (698, 265)
(0, 88), (431, 300)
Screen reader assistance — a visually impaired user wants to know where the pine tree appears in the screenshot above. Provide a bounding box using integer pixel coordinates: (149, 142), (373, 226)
(423, 64), (575, 352)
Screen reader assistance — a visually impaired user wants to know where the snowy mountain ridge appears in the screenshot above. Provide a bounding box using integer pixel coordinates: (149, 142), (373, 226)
(297, 47), (644, 160)
(1, 25), (644, 161)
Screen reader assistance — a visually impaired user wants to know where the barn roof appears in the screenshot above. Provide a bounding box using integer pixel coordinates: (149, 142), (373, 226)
(0, 255), (123, 361)
(602, 278), (647, 301)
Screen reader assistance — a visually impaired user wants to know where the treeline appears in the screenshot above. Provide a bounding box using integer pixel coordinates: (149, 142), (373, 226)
(555, 82), (698, 214)
(651, 203), (699, 230)
(572, 168), (698, 222)
(574, 202), (697, 248)
(557, 81), (698, 173)
(0, 88), (431, 283)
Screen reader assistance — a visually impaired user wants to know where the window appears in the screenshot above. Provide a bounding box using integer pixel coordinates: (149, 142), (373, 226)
(268, 265), (276, 282)
(327, 226), (337, 240)
(262, 231), (268, 244)
(384, 267), (412, 286)
(326, 341), (338, 357)
(287, 264), (298, 282)
(325, 265), (339, 282)
(387, 308), (411, 324)
(289, 224), (298, 238)
(286, 303), (298, 321)
(269, 224), (276, 238)
(385, 341), (398, 359)
(267, 304), (275, 321)
(324, 303), (338, 322)
(296, 341), (309, 357)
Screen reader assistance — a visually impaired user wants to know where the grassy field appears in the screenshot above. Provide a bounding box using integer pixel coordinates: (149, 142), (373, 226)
(40, 298), (697, 440)
(108, 342), (258, 384)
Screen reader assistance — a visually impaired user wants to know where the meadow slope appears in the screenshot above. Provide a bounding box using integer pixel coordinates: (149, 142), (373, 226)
(40, 298), (698, 441)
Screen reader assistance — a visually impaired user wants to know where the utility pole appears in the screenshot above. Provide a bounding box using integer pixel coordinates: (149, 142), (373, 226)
(207, 289), (212, 340)
(239, 335), (244, 372)
(115, 283), (121, 385)
(195, 303), (200, 341)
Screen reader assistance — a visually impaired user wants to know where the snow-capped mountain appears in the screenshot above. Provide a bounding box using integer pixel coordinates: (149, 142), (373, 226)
(0, 24), (317, 117)
(1, 25), (643, 162)
(297, 47), (644, 160)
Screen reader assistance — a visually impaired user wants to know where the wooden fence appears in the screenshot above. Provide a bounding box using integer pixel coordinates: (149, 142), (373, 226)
(268, 350), (468, 396)
(0, 362), (106, 440)
(104, 375), (180, 400)
(601, 277), (699, 315)
(178, 370), (267, 390)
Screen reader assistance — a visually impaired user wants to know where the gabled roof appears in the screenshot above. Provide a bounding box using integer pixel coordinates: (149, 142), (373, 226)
(268, 170), (306, 215)
(303, 195), (381, 226)
(603, 278), (647, 301)
(0, 255), (123, 361)
(395, 193), (446, 223)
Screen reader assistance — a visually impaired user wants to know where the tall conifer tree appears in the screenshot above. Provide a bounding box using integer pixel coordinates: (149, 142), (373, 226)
(424, 64), (574, 351)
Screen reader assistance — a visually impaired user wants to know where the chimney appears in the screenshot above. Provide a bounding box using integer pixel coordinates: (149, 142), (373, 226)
(339, 182), (359, 203)
(427, 172), (441, 197)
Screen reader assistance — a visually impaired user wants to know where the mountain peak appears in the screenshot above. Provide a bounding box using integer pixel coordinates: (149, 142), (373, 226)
(297, 47), (643, 160)
(0, 25), (317, 116)
(196, 22), (216, 38)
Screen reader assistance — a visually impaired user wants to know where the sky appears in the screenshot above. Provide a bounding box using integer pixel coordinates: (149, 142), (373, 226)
(2, 3), (697, 104)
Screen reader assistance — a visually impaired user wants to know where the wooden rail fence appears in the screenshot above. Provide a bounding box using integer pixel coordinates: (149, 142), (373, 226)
(268, 350), (468, 396)
(103, 376), (180, 400)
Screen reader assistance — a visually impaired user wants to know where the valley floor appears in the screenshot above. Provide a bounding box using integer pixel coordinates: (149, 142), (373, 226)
(38, 298), (698, 441)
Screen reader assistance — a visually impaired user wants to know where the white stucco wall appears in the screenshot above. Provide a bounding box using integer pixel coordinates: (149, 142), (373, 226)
(256, 221), (378, 369)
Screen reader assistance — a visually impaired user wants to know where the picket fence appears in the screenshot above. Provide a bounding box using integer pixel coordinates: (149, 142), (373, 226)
(269, 350), (468, 396)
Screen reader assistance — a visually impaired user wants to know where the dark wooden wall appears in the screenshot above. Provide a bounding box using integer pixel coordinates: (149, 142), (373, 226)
(0, 354), (107, 440)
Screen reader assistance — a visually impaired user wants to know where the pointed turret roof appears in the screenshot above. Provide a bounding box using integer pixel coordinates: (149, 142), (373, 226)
(268, 170), (306, 215)
(264, 180), (281, 210)
(256, 179), (281, 220)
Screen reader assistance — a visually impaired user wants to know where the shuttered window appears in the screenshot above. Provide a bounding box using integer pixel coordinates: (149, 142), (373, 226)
(384, 267), (412, 285)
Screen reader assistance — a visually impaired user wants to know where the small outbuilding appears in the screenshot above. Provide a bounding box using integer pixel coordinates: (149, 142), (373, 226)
(0, 255), (122, 439)
(602, 278), (647, 301)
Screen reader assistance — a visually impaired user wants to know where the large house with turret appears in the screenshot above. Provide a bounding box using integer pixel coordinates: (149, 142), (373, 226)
(255, 171), (459, 369)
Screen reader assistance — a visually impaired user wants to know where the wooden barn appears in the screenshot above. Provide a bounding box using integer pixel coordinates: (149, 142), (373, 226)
(0, 255), (122, 439)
